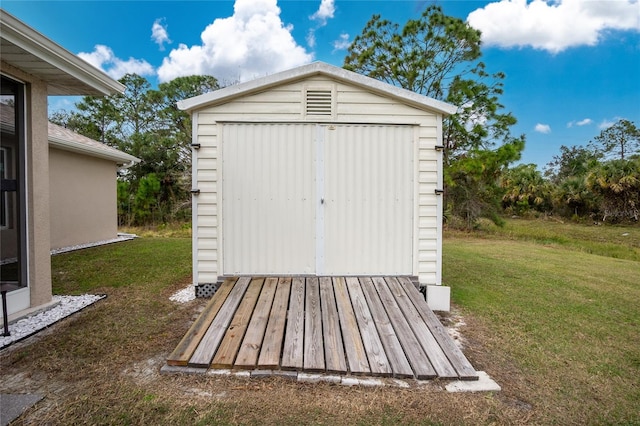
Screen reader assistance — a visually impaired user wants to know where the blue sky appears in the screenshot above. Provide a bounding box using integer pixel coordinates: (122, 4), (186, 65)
(3, 0), (639, 168)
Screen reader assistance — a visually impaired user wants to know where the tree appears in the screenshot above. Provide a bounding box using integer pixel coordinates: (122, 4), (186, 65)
(73, 96), (119, 144)
(545, 145), (599, 184)
(551, 175), (599, 218)
(501, 164), (552, 215)
(152, 75), (220, 164)
(344, 5), (525, 228)
(109, 74), (159, 149)
(589, 119), (640, 161)
(586, 158), (640, 222)
(344, 7), (481, 98)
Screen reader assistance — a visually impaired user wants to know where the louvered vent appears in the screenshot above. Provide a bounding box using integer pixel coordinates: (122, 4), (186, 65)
(305, 89), (333, 116)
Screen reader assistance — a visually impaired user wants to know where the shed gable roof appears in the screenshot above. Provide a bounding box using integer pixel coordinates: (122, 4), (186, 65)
(178, 62), (458, 116)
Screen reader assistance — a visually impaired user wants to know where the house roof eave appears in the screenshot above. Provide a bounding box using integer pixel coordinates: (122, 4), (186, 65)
(0, 10), (125, 96)
(49, 135), (140, 167)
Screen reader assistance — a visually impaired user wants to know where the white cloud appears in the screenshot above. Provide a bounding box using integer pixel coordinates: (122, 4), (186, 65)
(307, 0), (337, 50)
(467, 0), (640, 53)
(152, 18), (172, 51)
(310, 0), (335, 25)
(599, 118), (619, 129)
(567, 118), (593, 127)
(307, 29), (316, 48)
(157, 0), (313, 83)
(535, 123), (551, 134)
(78, 45), (155, 80)
(332, 33), (351, 52)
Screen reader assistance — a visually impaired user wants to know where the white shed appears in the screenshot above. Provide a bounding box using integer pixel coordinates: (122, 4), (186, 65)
(178, 62), (457, 311)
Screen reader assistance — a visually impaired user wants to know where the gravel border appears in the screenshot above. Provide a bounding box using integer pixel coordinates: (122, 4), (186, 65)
(0, 294), (106, 351)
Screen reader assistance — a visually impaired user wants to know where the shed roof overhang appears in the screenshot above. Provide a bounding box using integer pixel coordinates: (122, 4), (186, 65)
(0, 10), (125, 96)
(178, 61), (458, 116)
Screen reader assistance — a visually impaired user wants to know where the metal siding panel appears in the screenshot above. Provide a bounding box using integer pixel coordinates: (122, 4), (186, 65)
(222, 123), (316, 274)
(323, 125), (414, 275)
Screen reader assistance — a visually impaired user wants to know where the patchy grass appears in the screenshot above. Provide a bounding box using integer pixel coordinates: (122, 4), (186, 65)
(458, 217), (640, 261)
(1, 222), (639, 425)
(120, 222), (192, 239)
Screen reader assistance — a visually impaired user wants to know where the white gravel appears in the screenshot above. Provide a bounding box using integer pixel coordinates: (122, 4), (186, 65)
(1, 294), (105, 350)
(169, 284), (196, 303)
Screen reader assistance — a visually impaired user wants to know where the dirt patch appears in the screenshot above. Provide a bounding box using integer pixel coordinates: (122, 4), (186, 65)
(0, 280), (545, 425)
(437, 307), (469, 350)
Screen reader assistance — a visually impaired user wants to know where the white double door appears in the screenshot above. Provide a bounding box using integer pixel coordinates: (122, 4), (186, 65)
(221, 123), (414, 276)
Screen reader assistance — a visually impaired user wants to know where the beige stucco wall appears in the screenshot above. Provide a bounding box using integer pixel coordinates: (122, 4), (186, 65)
(28, 80), (52, 307)
(49, 147), (118, 249)
(1, 60), (53, 309)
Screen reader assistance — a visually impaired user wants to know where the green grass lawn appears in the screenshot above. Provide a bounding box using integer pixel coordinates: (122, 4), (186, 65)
(1, 221), (638, 425)
(444, 233), (640, 424)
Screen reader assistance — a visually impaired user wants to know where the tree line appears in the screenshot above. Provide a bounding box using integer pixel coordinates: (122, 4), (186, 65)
(50, 5), (638, 228)
(344, 5), (638, 227)
(502, 119), (639, 223)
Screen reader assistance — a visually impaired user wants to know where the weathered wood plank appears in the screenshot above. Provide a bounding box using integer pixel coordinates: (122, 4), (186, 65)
(398, 277), (478, 380)
(235, 277), (278, 369)
(304, 277), (325, 371)
(359, 277), (414, 378)
(385, 277), (457, 379)
(346, 277), (392, 376)
(188, 277), (252, 367)
(281, 277), (305, 370)
(211, 278), (263, 368)
(372, 277), (436, 380)
(319, 277), (347, 374)
(167, 278), (236, 366)
(333, 277), (370, 375)
(258, 277), (292, 368)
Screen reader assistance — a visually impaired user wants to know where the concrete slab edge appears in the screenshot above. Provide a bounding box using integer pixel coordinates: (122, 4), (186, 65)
(160, 364), (499, 391)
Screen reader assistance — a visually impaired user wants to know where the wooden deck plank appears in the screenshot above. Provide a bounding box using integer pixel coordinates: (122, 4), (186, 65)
(304, 277), (325, 371)
(171, 275), (476, 381)
(188, 277), (252, 368)
(235, 277), (278, 369)
(167, 278), (236, 366)
(257, 277), (292, 369)
(319, 277), (347, 374)
(398, 277), (478, 380)
(372, 277), (436, 380)
(281, 277), (305, 370)
(385, 277), (458, 379)
(211, 278), (263, 368)
(346, 277), (392, 376)
(333, 277), (370, 375)
(359, 277), (414, 379)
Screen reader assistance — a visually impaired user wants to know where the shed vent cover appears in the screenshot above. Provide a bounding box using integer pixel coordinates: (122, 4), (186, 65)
(306, 89), (333, 116)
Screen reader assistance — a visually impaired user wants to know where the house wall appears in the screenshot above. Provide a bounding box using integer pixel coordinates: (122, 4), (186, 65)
(48, 147), (118, 249)
(192, 75), (443, 287)
(1, 60), (53, 310)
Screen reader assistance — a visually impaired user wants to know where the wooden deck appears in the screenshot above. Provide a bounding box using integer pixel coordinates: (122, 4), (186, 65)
(167, 276), (478, 381)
